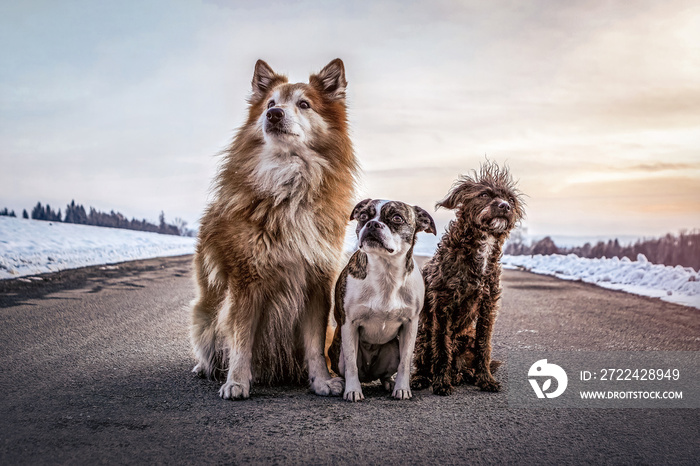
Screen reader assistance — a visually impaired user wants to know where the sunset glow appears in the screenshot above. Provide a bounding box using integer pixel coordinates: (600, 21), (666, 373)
(1, 0), (698, 238)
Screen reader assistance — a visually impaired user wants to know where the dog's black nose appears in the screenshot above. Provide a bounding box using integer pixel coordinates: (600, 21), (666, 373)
(366, 220), (383, 231)
(266, 107), (284, 124)
(498, 201), (511, 212)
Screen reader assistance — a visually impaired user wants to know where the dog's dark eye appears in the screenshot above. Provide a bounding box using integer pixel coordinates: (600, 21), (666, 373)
(358, 213), (369, 222)
(480, 192), (490, 198)
(391, 215), (404, 224)
(267, 100), (275, 109)
(298, 100), (310, 110)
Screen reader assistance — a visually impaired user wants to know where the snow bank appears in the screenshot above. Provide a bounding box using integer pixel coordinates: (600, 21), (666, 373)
(502, 253), (700, 310)
(3, 216), (698, 311)
(0, 216), (195, 279)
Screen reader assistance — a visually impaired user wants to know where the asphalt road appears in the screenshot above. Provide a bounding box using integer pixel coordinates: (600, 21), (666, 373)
(1, 255), (698, 465)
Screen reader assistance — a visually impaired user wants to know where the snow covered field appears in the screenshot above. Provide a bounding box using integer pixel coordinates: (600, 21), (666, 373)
(346, 228), (700, 309)
(502, 253), (700, 310)
(0, 216), (195, 279)
(407, 228), (700, 309)
(2, 216), (698, 311)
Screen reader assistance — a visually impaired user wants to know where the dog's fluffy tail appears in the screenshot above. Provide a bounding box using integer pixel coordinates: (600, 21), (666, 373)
(327, 325), (342, 376)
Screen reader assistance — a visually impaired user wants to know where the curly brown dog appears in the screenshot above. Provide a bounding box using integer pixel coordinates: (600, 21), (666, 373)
(412, 161), (524, 395)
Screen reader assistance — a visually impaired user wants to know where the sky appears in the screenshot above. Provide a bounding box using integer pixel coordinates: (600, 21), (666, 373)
(1, 0), (699, 238)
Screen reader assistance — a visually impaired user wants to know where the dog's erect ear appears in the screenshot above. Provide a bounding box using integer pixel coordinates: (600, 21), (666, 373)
(251, 60), (286, 100)
(310, 58), (347, 100)
(350, 198), (372, 220)
(414, 206), (437, 235)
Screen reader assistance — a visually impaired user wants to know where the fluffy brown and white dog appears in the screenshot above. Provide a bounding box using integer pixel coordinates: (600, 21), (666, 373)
(190, 59), (358, 399)
(412, 161), (524, 395)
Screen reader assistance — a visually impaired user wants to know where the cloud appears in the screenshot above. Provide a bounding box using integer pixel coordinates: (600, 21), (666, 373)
(526, 175), (700, 235)
(630, 162), (699, 172)
(1, 0), (698, 236)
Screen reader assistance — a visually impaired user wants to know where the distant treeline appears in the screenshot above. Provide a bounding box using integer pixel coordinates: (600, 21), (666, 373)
(0, 201), (194, 237)
(505, 230), (700, 270)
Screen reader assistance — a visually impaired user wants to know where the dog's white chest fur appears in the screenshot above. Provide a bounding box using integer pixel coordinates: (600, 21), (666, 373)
(248, 142), (336, 270)
(344, 258), (424, 345)
(253, 143), (329, 207)
(478, 235), (497, 275)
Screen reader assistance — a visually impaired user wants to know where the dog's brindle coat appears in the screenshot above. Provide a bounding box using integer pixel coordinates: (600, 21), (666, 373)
(413, 162), (524, 395)
(327, 199), (436, 401)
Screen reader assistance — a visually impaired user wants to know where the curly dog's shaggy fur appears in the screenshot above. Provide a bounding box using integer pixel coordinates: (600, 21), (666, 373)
(413, 161), (524, 395)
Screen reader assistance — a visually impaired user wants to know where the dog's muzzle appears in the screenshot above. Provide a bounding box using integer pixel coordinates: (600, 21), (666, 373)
(265, 107), (292, 135)
(360, 222), (394, 253)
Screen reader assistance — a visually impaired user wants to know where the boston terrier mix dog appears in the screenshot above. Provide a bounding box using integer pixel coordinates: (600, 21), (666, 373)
(328, 199), (436, 401)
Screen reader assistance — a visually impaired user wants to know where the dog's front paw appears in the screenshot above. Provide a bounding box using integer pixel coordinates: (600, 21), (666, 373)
(392, 387), (412, 400)
(432, 381), (453, 396)
(219, 380), (250, 400)
(475, 374), (501, 392)
(411, 375), (432, 390)
(311, 376), (344, 396)
(344, 388), (364, 402)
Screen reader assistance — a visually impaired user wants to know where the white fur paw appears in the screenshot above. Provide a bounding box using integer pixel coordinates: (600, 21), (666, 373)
(344, 389), (364, 402)
(392, 387), (412, 400)
(311, 376), (344, 396)
(218, 380), (250, 400)
(193, 362), (216, 380)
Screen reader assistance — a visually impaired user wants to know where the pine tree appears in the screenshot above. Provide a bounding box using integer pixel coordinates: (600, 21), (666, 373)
(64, 200), (76, 223)
(31, 202), (44, 220)
(159, 211), (166, 233)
